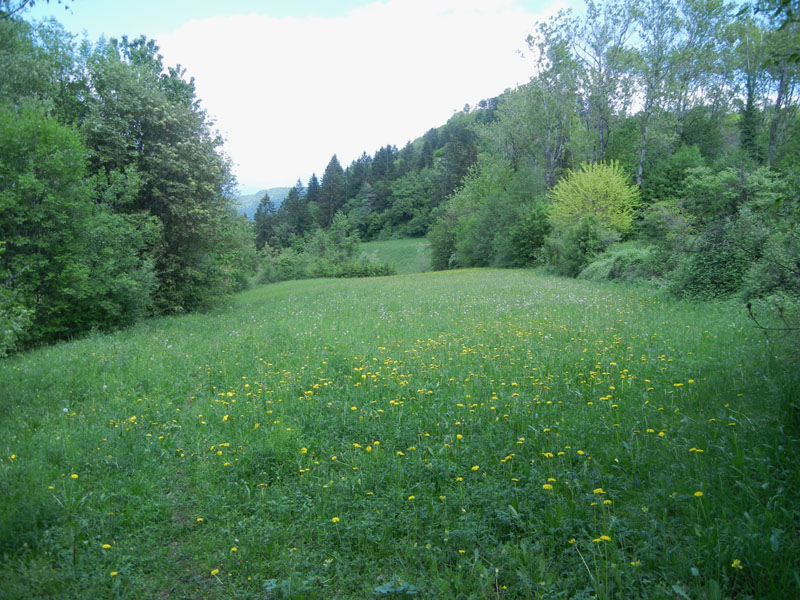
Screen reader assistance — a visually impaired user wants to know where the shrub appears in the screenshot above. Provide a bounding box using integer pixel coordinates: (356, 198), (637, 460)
(578, 242), (655, 282)
(549, 161), (640, 235)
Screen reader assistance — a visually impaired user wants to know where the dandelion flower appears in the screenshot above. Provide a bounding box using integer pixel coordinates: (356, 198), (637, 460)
(331, 517), (340, 523)
(694, 491), (703, 498)
(70, 473), (79, 479)
(593, 488), (606, 495)
(102, 543), (111, 549)
(110, 571), (118, 577)
(211, 568), (220, 576)
(408, 495), (415, 500)
(471, 465), (480, 471)
(542, 484), (553, 490)
(230, 547), (237, 552)
(731, 559), (743, 569)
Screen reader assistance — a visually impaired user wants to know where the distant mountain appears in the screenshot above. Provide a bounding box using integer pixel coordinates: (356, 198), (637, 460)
(236, 187), (291, 219)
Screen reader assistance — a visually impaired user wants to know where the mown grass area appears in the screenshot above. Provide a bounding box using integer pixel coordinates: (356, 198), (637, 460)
(1, 270), (798, 599)
(361, 237), (431, 274)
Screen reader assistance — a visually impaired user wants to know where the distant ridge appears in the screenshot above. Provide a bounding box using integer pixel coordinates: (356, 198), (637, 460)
(236, 187), (291, 219)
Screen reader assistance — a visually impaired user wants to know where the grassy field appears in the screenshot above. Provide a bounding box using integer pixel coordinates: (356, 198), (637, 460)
(1, 269), (798, 599)
(361, 238), (431, 274)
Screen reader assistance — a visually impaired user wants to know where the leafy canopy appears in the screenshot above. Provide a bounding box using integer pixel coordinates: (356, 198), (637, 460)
(548, 161), (640, 234)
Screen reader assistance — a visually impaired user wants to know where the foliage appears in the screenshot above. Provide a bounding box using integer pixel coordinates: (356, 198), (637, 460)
(578, 241), (656, 282)
(0, 103), (156, 347)
(544, 215), (620, 277)
(548, 161), (640, 235)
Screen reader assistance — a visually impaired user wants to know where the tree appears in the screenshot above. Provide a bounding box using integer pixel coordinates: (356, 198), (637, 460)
(573, 0), (637, 161)
(82, 36), (250, 312)
(0, 103), (155, 346)
(253, 191), (276, 250)
(319, 155), (345, 228)
(632, 0), (680, 185)
(549, 161), (641, 234)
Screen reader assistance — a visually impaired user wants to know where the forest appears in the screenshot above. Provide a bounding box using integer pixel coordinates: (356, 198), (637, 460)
(2, 0), (799, 355)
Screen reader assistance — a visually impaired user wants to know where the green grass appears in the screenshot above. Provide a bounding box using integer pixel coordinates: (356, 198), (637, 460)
(1, 269), (798, 599)
(361, 237), (431, 274)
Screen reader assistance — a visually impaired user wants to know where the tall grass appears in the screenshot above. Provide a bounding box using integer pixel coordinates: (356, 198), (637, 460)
(1, 270), (797, 599)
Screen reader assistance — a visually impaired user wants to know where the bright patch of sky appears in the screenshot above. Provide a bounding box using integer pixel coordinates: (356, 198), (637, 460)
(28, 0), (572, 192)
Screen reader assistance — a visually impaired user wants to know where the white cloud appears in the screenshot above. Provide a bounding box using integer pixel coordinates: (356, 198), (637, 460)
(155, 0), (563, 191)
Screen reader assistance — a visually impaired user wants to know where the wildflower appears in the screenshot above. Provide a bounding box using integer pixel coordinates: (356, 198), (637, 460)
(366, 446), (372, 452)
(230, 547), (237, 552)
(196, 518), (203, 522)
(471, 465), (480, 471)
(110, 571), (118, 577)
(408, 495), (415, 501)
(731, 559), (743, 569)
(300, 448), (307, 454)
(542, 483), (553, 490)
(694, 491), (703, 498)
(396, 451), (404, 456)
(211, 568), (220, 576)
(102, 543), (111, 549)
(331, 517), (340, 523)
(593, 488), (606, 495)
(70, 473), (79, 479)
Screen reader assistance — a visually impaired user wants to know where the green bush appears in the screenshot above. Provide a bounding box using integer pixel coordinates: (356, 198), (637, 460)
(578, 242), (655, 282)
(544, 216), (619, 277)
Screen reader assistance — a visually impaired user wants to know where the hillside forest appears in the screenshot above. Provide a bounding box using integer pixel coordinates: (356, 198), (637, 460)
(2, 0), (799, 355)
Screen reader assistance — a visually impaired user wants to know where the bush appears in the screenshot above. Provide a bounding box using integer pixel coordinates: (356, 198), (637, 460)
(549, 161), (640, 235)
(544, 216), (619, 277)
(578, 242), (655, 282)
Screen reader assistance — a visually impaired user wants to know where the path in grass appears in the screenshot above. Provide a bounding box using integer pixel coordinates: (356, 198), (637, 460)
(1, 269), (798, 599)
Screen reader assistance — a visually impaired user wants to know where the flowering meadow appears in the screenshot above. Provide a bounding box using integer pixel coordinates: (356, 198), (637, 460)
(1, 269), (798, 599)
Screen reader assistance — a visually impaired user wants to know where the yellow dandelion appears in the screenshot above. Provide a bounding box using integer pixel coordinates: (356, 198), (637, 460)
(731, 559), (743, 569)
(593, 488), (606, 495)
(70, 473), (79, 479)
(471, 465), (480, 471)
(694, 491), (703, 498)
(331, 517), (340, 523)
(230, 547), (237, 552)
(407, 495), (415, 500)
(110, 571), (118, 577)
(102, 543), (111, 549)
(211, 568), (220, 576)
(542, 483), (553, 490)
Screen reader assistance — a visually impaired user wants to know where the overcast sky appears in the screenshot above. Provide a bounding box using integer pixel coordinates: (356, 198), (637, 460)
(28, 0), (571, 193)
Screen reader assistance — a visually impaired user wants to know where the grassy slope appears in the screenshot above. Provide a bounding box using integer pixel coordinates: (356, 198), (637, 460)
(361, 237), (431, 274)
(1, 270), (798, 599)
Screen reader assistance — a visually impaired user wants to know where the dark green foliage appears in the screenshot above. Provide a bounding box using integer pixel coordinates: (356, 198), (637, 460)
(642, 144), (705, 203)
(0, 103), (156, 347)
(544, 216), (619, 277)
(318, 155), (346, 228)
(254, 192), (277, 250)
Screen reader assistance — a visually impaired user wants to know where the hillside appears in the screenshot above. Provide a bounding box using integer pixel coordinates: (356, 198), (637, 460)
(235, 187), (291, 219)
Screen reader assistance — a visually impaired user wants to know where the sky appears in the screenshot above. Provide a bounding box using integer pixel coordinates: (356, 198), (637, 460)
(27, 0), (571, 193)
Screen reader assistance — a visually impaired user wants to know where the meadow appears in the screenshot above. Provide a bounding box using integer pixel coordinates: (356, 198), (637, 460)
(1, 268), (798, 599)
(362, 238), (431, 274)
